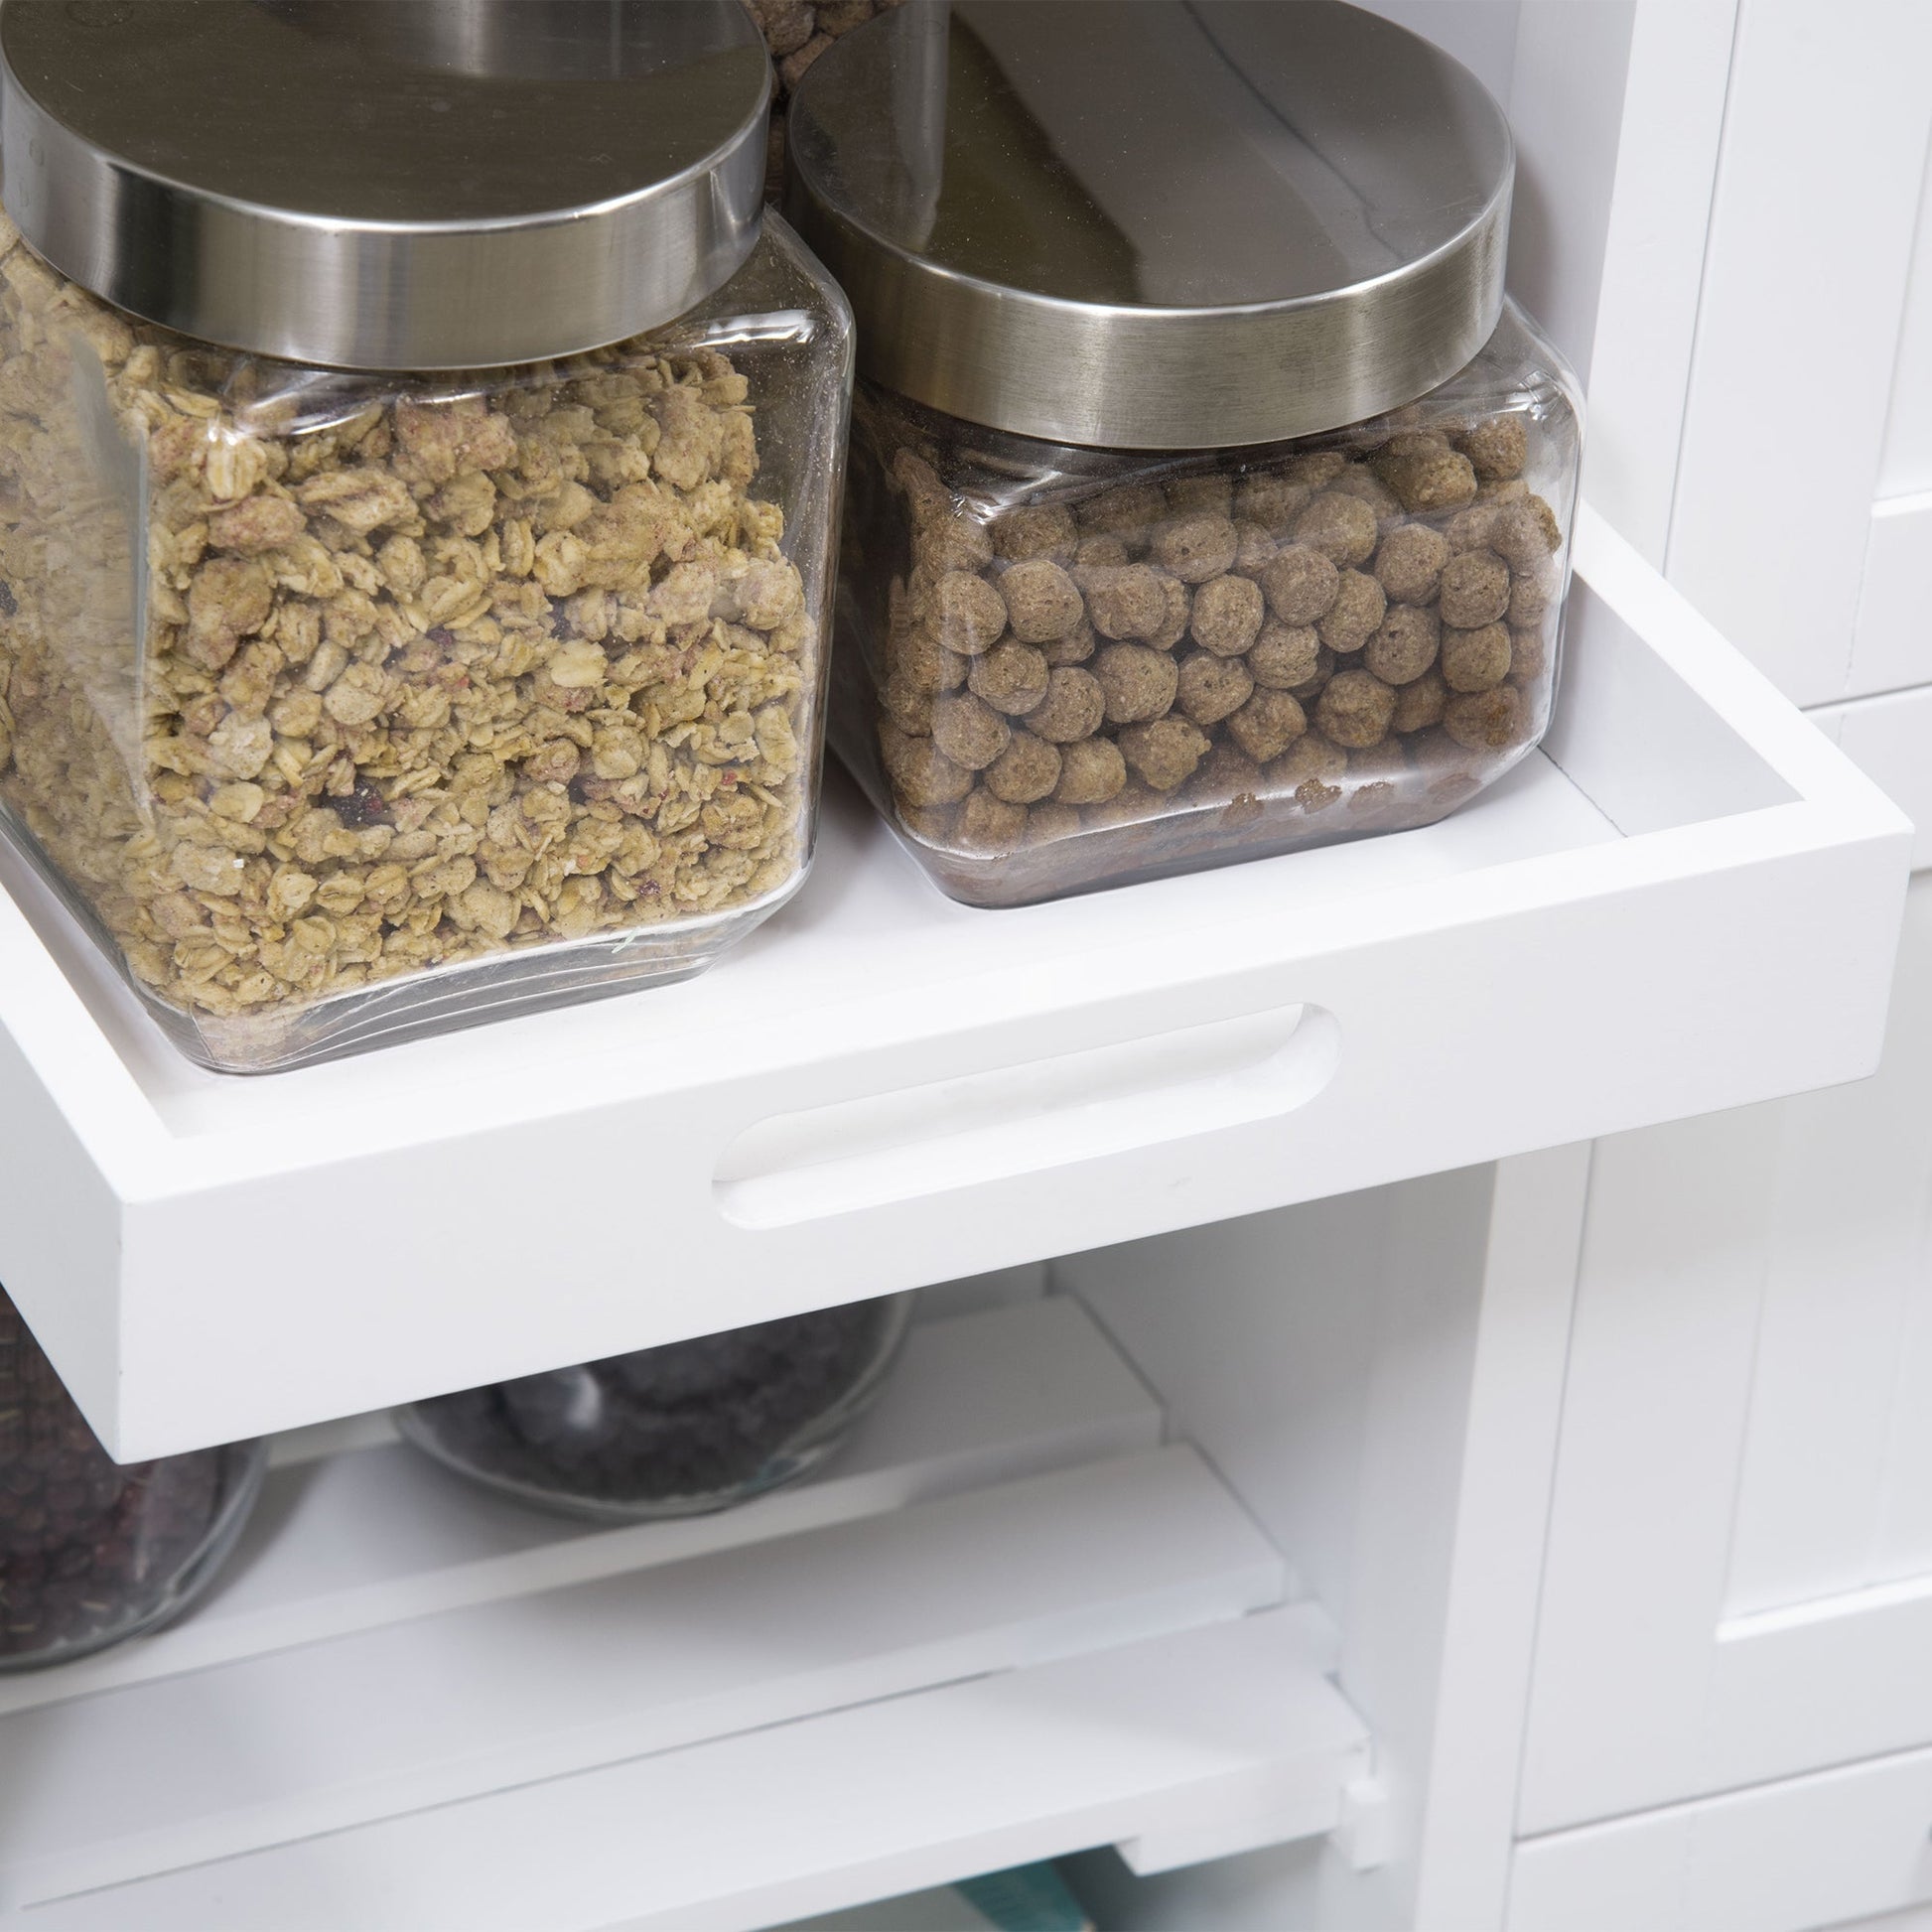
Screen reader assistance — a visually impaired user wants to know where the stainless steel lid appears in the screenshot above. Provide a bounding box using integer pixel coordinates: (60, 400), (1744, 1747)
(0, 0), (771, 370)
(784, 0), (1513, 450)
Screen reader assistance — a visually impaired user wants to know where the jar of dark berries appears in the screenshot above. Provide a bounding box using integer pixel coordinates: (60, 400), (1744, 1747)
(397, 1295), (915, 1521)
(0, 1289), (266, 1671)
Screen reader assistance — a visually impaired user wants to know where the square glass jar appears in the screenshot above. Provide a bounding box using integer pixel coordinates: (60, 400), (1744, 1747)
(833, 302), (1580, 906)
(0, 217), (852, 1069)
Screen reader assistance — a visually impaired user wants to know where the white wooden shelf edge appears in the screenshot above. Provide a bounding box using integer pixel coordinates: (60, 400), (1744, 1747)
(8, 1606), (1365, 1932)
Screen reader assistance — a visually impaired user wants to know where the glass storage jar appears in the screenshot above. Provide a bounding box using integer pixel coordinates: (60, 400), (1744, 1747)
(0, 0), (852, 1068)
(786, 0), (1582, 907)
(0, 1287), (265, 1671)
(397, 1293), (914, 1522)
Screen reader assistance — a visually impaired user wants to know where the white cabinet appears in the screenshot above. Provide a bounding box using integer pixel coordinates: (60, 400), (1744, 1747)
(1, 1), (1926, 1928)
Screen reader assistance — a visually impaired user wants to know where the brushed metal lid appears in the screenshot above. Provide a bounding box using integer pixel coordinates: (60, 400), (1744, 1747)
(0, 0), (771, 370)
(784, 0), (1513, 450)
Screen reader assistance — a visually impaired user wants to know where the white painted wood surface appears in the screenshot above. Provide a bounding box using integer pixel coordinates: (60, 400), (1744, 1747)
(1510, 1745), (1932, 1932)
(1522, 877), (1932, 1833)
(11, 1609), (1365, 1932)
(1665, 0), (1932, 708)
(1815, 676), (1932, 873)
(0, 1300), (1376, 1928)
(0, 513), (1906, 1458)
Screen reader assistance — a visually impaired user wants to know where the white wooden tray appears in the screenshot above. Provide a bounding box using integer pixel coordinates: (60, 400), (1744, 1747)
(0, 508), (1908, 1454)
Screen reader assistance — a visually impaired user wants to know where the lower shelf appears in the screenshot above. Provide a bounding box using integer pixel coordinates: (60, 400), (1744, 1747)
(0, 1301), (1369, 1931)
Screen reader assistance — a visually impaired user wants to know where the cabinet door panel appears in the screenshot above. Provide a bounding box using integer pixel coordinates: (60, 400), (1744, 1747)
(1522, 879), (1932, 1832)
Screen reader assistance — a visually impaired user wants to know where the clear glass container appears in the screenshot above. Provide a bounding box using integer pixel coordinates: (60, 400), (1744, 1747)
(0, 0), (852, 1068)
(786, 0), (1581, 906)
(835, 303), (1580, 904)
(397, 1293), (915, 1522)
(0, 1288), (265, 1671)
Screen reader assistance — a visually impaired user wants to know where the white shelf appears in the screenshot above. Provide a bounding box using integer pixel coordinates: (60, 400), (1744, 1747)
(0, 509), (1909, 1455)
(0, 1302), (1367, 1932)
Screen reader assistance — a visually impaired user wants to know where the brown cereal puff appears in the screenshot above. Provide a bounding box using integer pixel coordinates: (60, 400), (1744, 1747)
(880, 721), (972, 808)
(1083, 564), (1173, 641)
(955, 788), (1030, 853)
(1285, 449), (1348, 487)
(891, 447), (944, 504)
(1315, 668), (1398, 749)
(1092, 641), (1179, 724)
(985, 731), (1063, 804)
(1438, 549), (1511, 628)
(1175, 650), (1255, 728)
(1075, 480), (1167, 539)
(1164, 473), (1235, 518)
(898, 803), (960, 845)
(1040, 616), (1097, 667)
(929, 570), (1007, 654)
(882, 673), (937, 736)
(1377, 444), (1478, 514)
(991, 503), (1077, 565)
(1184, 742), (1268, 812)
(1231, 520), (1279, 577)
(1118, 717), (1211, 791)
(1393, 668), (1449, 734)
(887, 624), (969, 693)
(1026, 665), (1106, 743)
(1234, 471), (1313, 535)
(1317, 569), (1387, 654)
(1270, 732), (1347, 789)
(1456, 413), (1529, 483)
(1248, 620), (1322, 690)
(1363, 604), (1441, 685)
(1053, 735), (1128, 806)
(1291, 491), (1378, 566)
(1328, 465), (1403, 522)
(1289, 646), (1337, 702)
(1074, 534), (1130, 570)
(1489, 495), (1563, 570)
(1444, 684), (1528, 752)
(1152, 512), (1238, 584)
(1260, 543), (1341, 625)
(1147, 572), (1193, 650)
(1373, 522), (1451, 605)
(1508, 624), (1550, 685)
(1506, 557), (1558, 627)
(1226, 687), (1310, 763)
(1444, 502), (1499, 553)
(1350, 739), (1411, 783)
(1028, 802), (1084, 844)
(969, 640), (1051, 715)
(1000, 559), (1084, 643)
(1189, 573), (1265, 656)
(931, 691), (1012, 769)
(916, 508), (996, 575)
(1441, 621), (1512, 692)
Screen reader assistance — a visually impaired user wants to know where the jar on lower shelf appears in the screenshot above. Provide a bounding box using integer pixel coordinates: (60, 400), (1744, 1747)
(786, 0), (1582, 905)
(0, 1289), (265, 1672)
(396, 1294), (915, 1521)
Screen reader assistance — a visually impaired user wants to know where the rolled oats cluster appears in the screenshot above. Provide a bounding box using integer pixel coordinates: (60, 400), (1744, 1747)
(0, 216), (818, 1056)
(840, 358), (1575, 905)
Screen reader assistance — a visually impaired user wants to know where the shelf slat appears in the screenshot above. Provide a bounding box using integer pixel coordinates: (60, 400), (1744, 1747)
(13, 1607), (1364, 1932)
(0, 1298), (1161, 1721)
(0, 1441), (1282, 1911)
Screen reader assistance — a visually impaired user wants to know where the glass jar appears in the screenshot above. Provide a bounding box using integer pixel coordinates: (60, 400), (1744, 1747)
(786, 1), (1582, 907)
(0, 0), (852, 1068)
(0, 1288), (265, 1671)
(397, 1294), (914, 1522)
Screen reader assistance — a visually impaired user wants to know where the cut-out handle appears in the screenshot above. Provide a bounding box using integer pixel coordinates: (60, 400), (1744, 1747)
(715, 1003), (1340, 1228)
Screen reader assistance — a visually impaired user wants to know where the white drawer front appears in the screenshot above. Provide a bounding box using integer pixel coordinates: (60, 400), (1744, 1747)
(1511, 1747), (1932, 1932)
